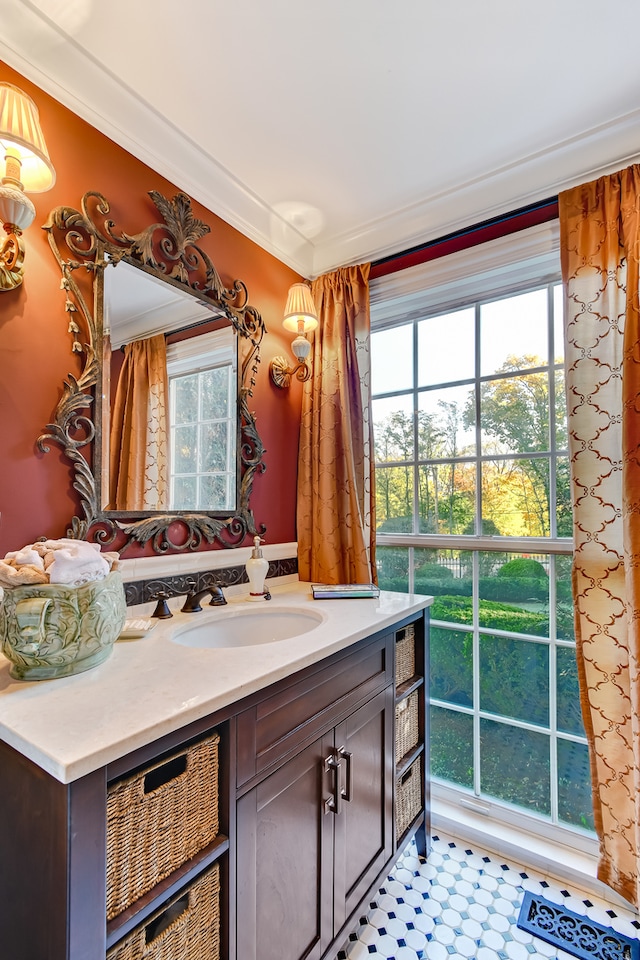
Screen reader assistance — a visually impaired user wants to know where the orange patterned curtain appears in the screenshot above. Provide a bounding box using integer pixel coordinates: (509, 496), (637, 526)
(297, 264), (376, 584)
(109, 333), (169, 510)
(560, 164), (640, 906)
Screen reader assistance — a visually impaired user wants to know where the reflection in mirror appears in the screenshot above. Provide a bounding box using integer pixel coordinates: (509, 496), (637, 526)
(106, 259), (223, 345)
(105, 262), (237, 513)
(39, 190), (267, 554)
(167, 327), (237, 511)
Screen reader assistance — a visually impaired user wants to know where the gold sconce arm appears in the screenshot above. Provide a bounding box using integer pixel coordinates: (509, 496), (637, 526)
(269, 355), (312, 388)
(0, 223), (26, 291)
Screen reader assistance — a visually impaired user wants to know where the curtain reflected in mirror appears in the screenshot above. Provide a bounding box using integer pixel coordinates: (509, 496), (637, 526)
(109, 334), (168, 510)
(107, 326), (238, 511)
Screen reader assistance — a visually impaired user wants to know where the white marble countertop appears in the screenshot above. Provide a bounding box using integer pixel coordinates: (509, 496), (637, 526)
(0, 581), (431, 783)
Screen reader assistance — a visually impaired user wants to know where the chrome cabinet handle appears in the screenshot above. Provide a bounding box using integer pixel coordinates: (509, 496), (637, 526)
(339, 747), (353, 803)
(325, 753), (342, 815)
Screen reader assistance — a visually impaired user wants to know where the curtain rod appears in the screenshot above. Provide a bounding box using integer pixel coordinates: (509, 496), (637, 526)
(164, 315), (225, 340)
(370, 197), (559, 279)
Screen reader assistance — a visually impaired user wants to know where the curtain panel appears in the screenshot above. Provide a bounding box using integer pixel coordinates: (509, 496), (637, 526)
(297, 264), (376, 584)
(559, 164), (640, 906)
(109, 333), (169, 511)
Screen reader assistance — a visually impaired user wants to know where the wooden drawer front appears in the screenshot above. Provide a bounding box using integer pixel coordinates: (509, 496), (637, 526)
(106, 732), (220, 920)
(237, 633), (392, 786)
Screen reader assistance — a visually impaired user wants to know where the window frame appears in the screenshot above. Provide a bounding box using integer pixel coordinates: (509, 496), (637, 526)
(371, 221), (596, 851)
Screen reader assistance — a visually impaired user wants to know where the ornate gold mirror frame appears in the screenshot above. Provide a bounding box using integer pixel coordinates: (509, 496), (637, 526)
(39, 190), (267, 553)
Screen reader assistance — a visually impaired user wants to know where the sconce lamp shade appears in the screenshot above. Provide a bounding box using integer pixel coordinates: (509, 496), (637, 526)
(282, 282), (318, 333)
(0, 83), (56, 193)
(0, 84), (55, 291)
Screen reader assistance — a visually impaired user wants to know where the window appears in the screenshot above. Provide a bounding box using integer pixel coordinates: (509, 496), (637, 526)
(167, 328), (237, 511)
(371, 223), (594, 839)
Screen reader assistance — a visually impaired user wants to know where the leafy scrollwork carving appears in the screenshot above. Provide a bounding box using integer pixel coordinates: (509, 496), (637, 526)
(40, 190), (267, 554)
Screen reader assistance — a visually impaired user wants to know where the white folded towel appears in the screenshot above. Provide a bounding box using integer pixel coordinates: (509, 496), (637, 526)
(0, 539), (119, 588)
(40, 539), (110, 586)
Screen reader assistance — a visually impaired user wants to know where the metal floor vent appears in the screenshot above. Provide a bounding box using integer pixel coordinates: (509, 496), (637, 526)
(517, 892), (639, 960)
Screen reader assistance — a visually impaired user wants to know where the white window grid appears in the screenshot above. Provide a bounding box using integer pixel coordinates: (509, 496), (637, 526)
(371, 224), (592, 840)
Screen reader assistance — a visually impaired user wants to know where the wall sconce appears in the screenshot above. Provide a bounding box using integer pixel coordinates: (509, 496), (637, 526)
(0, 83), (56, 292)
(270, 282), (318, 388)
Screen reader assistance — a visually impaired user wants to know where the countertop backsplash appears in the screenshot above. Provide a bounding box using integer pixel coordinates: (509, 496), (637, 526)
(118, 541), (298, 611)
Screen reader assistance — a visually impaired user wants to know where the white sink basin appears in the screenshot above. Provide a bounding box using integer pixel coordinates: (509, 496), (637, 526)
(170, 605), (324, 648)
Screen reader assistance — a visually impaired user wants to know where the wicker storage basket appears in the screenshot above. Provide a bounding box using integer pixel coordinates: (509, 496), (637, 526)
(395, 690), (419, 762)
(395, 625), (416, 688)
(106, 731), (220, 920)
(107, 863), (220, 960)
(396, 757), (422, 839)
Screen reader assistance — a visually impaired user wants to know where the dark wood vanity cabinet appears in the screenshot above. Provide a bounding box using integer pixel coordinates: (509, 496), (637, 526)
(0, 745), (109, 960)
(0, 608), (429, 960)
(236, 686), (394, 960)
(234, 614), (428, 960)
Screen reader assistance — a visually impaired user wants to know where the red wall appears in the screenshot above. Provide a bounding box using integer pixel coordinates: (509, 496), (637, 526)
(0, 61), (305, 556)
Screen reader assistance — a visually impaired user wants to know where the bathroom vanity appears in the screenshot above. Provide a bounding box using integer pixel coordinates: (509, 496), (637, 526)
(0, 582), (431, 960)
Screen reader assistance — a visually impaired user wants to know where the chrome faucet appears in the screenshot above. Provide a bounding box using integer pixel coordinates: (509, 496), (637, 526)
(181, 585), (227, 613)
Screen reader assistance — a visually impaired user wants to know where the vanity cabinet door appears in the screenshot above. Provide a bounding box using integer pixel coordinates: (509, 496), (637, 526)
(235, 685), (394, 960)
(333, 686), (394, 933)
(236, 731), (335, 960)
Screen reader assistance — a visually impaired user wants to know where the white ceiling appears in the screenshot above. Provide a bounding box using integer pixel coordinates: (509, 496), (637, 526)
(1, 0), (640, 278)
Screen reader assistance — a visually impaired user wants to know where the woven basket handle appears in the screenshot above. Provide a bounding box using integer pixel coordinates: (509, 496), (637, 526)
(144, 889), (191, 949)
(400, 766), (414, 786)
(142, 751), (188, 796)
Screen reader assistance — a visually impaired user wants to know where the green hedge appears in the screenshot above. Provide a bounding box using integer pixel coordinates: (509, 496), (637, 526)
(432, 595), (549, 636)
(415, 561), (454, 580)
(480, 577), (549, 602)
(382, 574), (572, 604)
(497, 557), (547, 580)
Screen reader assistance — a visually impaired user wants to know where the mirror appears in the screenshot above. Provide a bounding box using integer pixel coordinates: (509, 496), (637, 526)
(105, 261), (237, 513)
(39, 190), (267, 554)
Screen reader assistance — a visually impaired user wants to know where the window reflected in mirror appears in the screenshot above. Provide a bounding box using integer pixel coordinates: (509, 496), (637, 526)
(167, 328), (237, 511)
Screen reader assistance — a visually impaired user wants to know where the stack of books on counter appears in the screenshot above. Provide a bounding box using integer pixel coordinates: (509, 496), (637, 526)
(311, 583), (380, 599)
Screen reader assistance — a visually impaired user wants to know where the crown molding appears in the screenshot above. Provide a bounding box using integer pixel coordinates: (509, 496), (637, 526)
(310, 106), (640, 275)
(0, 5), (316, 274)
(1, 3), (639, 281)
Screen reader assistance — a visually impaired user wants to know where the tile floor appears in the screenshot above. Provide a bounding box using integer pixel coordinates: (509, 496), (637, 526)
(335, 834), (640, 960)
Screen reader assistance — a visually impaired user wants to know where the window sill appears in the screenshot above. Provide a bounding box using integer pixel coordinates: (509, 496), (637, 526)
(431, 782), (634, 911)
